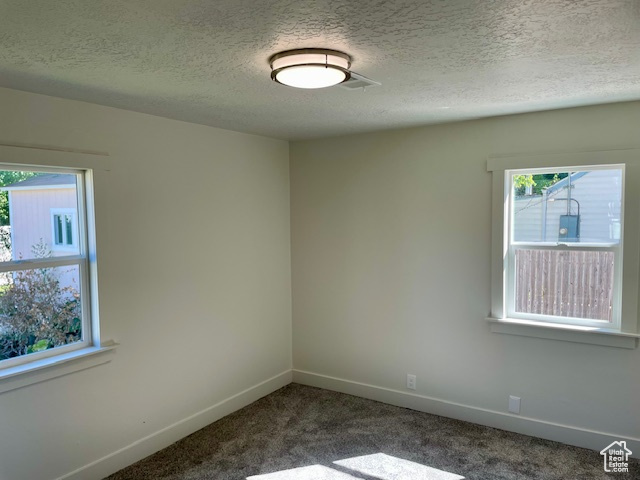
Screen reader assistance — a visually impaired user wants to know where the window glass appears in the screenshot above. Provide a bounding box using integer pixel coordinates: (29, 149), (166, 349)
(507, 166), (623, 327)
(0, 172), (79, 258)
(0, 168), (89, 367)
(512, 169), (622, 244)
(65, 214), (73, 245)
(514, 249), (614, 323)
(54, 215), (64, 245)
(0, 264), (82, 362)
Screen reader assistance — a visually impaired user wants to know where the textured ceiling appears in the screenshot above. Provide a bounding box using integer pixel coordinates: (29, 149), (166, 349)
(0, 0), (639, 140)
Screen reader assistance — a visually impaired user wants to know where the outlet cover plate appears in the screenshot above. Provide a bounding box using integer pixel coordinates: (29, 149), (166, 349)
(508, 395), (521, 414)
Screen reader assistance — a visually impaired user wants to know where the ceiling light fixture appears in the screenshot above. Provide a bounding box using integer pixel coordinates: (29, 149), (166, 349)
(269, 48), (352, 89)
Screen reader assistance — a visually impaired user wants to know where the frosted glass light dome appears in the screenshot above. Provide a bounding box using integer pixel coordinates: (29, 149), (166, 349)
(270, 49), (351, 89)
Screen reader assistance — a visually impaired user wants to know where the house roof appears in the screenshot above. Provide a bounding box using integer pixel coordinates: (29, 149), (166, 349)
(1, 174), (75, 191)
(546, 172), (589, 194)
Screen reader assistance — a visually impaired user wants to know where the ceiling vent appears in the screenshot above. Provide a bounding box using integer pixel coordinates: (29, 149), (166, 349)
(339, 72), (381, 91)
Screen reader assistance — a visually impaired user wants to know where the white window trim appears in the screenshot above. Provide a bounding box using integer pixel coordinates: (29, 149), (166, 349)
(487, 148), (640, 349)
(0, 149), (114, 389)
(0, 341), (117, 394)
(51, 207), (78, 250)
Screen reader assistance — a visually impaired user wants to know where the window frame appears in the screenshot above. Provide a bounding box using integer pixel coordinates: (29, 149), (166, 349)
(0, 165), (95, 370)
(488, 149), (640, 347)
(505, 165), (624, 329)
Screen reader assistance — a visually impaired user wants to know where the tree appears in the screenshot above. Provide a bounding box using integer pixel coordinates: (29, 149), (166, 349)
(0, 241), (81, 360)
(513, 172), (568, 196)
(513, 174), (535, 193)
(0, 171), (38, 225)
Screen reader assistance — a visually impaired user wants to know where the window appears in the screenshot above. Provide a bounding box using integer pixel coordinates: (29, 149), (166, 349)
(0, 166), (97, 369)
(508, 166), (623, 328)
(51, 209), (77, 249)
(488, 150), (640, 348)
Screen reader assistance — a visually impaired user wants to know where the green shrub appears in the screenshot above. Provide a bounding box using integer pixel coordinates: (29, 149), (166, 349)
(0, 242), (81, 361)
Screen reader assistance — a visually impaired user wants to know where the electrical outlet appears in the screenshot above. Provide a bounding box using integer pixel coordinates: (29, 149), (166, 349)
(508, 395), (521, 414)
(406, 374), (417, 390)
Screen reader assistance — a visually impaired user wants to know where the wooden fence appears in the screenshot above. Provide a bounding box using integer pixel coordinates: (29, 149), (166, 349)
(515, 249), (614, 322)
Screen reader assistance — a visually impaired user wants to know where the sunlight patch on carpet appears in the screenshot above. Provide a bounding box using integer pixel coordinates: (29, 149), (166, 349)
(247, 464), (360, 480)
(334, 453), (465, 480)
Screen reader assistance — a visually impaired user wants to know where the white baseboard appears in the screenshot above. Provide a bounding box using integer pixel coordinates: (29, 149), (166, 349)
(56, 370), (293, 480)
(293, 369), (639, 459)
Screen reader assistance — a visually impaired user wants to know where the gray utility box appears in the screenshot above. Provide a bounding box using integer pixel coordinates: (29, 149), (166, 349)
(558, 215), (580, 242)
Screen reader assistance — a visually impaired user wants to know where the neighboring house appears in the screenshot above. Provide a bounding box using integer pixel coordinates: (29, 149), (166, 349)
(2, 173), (79, 291)
(3, 173), (78, 259)
(514, 169), (622, 243)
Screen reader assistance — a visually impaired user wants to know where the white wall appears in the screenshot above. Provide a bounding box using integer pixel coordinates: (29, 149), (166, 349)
(0, 87), (292, 480)
(290, 102), (640, 452)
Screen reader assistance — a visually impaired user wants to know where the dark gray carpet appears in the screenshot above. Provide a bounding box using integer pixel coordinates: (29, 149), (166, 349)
(107, 384), (638, 480)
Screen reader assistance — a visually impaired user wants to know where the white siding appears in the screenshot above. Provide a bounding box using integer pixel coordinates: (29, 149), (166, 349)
(513, 195), (544, 241)
(8, 188), (80, 292)
(9, 187), (77, 259)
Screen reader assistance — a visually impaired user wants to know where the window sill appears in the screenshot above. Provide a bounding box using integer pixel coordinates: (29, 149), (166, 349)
(487, 318), (639, 349)
(0, 340), (117, 394)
